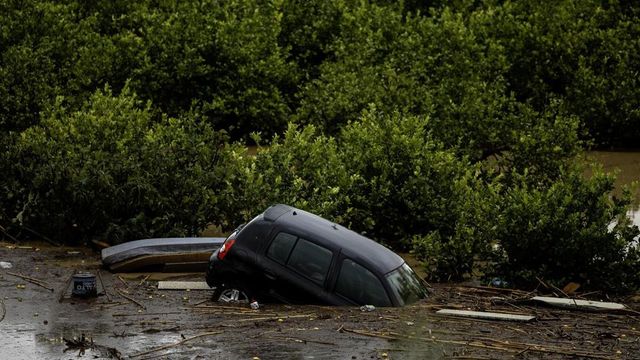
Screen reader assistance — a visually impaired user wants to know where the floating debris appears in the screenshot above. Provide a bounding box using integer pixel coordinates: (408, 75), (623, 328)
(531, 296), (626, 311)
(436, 309), (535, 322)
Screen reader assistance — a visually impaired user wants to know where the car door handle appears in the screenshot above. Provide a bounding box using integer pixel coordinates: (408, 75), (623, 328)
(264, 271), (277, 280)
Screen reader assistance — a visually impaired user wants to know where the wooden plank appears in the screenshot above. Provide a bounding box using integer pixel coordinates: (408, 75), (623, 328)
(157, 281), (212, 290)
(436, 309), (535, 322)
(531, 296), (626, 311)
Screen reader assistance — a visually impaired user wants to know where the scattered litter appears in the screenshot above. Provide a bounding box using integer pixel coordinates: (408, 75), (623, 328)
(531, 296), (626, 311)
(157, 281), (211, 290)
(250, 301), (260, 310)
(64, 334), (123, 359)
(562, 282), (581, 295)
(436, 309), (535, 322)
(360, 305), (375, 312)
(490, 277), (509, 287)
(0, 261), (12, 269)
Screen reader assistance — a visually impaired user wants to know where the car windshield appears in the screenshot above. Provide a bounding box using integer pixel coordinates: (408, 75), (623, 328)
(385, 263), (428, 306)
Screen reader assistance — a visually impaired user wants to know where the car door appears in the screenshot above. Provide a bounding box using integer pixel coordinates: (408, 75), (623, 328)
(260, 231), (335, 304)
(327, 252), (393, 307)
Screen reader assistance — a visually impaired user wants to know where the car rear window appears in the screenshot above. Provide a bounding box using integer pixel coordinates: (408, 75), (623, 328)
(385, 263), (428, 306)
(267, 232), (297, 264)
(287, 239), (332, 285)
(335, 259), (391, 307)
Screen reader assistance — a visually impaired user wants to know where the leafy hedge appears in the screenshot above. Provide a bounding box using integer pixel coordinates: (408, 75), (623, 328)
(10, 86), (244, 244)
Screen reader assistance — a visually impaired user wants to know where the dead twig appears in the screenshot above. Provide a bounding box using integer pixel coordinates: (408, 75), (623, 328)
(138, 275), (150, 286)
(58, 273), (73, 302)
(340, 327), (616, 360)
(536, 277), (568, 298)
(0, 299), (6, 323)
(117, 275), (129, 289)
(97, 270), (111, 302)
(192, 298), (211, 307)
(0, 224), (19, 243)
(6, 271), (54, 292)
(78, 302), (129, 313)
(113, 311), (182, 317)
(115, 288), (146, 310)
(18, 224), (60, 246)
(516, 347), (531, 356)
(64, 334), (123, 360)
(236, 314), (314, 322)
(270, 334), (335, 346)
(129, 331), (222, 358)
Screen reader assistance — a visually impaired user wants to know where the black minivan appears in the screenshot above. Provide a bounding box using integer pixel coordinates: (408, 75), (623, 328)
(206, 204), (428, 307)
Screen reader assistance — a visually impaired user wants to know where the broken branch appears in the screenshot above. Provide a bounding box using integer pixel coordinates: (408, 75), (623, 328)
(0, 224), (19, 243)
(97, 270), (111, 302)
(115, 288), (146, 310)
(6, 271), (54, 292)
(129, 331), (222, 358)
(0, 299), (5, 323)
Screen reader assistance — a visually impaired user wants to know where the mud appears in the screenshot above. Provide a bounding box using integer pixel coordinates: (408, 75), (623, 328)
(1, 242), (640, 359)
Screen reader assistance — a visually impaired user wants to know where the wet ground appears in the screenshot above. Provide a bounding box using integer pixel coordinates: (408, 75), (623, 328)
(2, 242), (640, 359)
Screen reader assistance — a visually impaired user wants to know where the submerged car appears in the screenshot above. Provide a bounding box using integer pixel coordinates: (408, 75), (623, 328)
(206, 204), (428, 307)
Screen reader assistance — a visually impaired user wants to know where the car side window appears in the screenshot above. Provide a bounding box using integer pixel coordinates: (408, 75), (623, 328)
(287, 239), (332, 285)
(335, 259), (391, 307)
(266, 232), (298, 264)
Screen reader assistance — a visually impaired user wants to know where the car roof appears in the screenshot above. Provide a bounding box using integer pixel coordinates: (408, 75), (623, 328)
(264, 204), (405, 274)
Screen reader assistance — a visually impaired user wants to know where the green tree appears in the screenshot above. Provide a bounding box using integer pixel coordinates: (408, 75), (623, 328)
(491, 166), (640, 292)
(13, 86), (243, 244)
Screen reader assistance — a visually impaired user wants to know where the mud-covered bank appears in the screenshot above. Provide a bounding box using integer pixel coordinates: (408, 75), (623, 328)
(1, 242), (639, 359)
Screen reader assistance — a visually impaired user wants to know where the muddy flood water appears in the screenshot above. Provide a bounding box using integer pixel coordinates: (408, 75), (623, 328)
(588, 151), (640, 227)
(1, 151), (639, 359)
(2, 244), (640, 360)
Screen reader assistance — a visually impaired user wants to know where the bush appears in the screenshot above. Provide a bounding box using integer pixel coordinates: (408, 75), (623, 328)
(485, 0), (640, 147)
(236, 124), (351, 223)
(339, 109), (480, 249)
(491, 166), (640, 293)
(294, 4), (515, 161)
(12, 86), (244, 244)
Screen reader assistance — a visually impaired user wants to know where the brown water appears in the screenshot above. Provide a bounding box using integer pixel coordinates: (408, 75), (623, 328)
(588, 151), (640, 227)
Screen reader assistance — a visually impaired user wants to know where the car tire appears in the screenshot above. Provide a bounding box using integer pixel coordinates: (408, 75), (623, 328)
(213, 286), (251, 304)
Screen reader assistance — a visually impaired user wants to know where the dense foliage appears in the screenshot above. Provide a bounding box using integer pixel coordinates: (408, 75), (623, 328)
(10, 87), (244, 244)
(1, 0), (639, 292)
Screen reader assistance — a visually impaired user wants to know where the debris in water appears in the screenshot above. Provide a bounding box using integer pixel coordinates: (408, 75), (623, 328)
(64, 334), (123, 359)
(72, 272), (97, 298)
(0, 261), (12, 269)
(531, 296), (626, 311)
(157, 281), (211, 290)
(436, 309), (535, 322)
(6, 271), (54, 292)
